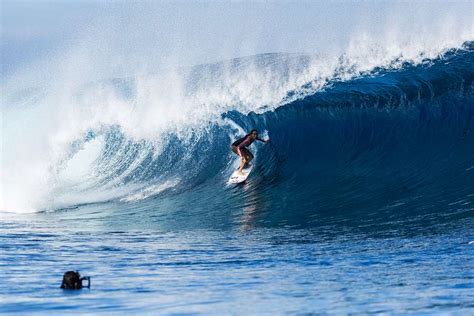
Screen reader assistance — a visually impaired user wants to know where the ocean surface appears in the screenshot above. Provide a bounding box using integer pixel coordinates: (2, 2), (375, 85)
(1, 43), (474, 314)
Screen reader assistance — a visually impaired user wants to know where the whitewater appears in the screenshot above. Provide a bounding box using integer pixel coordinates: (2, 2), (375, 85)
(1, 1), (473, 314)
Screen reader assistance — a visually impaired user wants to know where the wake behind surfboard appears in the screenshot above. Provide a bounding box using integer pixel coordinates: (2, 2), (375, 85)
(228, 165), (253, 184)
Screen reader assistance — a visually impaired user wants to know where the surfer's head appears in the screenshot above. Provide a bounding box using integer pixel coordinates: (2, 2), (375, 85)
(60, 271), (90, 290)
(250, 129), (258, 139)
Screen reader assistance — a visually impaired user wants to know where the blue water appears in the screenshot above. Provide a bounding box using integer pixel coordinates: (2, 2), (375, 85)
(1, 216), (473, 314)
(1, 43), (474, 314)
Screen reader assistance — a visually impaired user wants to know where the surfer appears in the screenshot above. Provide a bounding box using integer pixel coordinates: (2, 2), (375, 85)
(231, 129), (270, 175)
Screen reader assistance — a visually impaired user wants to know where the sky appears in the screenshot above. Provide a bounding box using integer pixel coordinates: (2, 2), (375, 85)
(1, 0), (473, 80)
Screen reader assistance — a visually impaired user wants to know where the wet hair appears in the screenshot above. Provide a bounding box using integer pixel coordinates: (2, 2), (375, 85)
(250, 129), (258, 135)
(60, 271), (90, 290)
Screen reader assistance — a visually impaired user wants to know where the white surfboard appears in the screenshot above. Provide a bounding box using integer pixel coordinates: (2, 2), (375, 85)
(228, 165), (253, 184)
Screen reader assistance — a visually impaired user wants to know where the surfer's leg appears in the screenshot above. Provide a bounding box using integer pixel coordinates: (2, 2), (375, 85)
(231, 145), (238, 156)
(233, 146), (246, 174)
(247, 150), (254, 163)
(238, 157), (246, 174)
(240, 148), (253, 169)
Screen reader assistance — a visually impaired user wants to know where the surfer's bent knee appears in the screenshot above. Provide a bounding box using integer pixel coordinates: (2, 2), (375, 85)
(231, 145), (238, 155)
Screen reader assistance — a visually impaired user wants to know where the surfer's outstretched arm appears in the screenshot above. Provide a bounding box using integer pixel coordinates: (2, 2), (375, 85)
(257, 137), (270, 143)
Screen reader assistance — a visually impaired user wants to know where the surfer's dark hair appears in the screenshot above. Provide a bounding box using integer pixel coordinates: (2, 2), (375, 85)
(60, 271), (90, 290)
(250, 129), (258, 135)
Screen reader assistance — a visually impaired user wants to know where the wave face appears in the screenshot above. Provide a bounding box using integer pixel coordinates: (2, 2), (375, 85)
(2, 44), (474, 232)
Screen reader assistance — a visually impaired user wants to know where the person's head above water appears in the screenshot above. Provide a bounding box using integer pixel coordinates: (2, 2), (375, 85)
(250, 129), (258, 139)
(60, 271), (90, 290)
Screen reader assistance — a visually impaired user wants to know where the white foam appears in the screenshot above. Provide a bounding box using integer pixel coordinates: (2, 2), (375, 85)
(120, 179), (180, 202)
